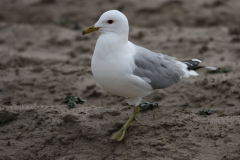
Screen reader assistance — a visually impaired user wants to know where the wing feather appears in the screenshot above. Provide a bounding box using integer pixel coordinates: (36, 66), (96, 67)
(133, 46), (186, 89)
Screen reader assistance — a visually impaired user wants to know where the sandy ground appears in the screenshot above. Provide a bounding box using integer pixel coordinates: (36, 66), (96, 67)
(0, 0), (240, 159)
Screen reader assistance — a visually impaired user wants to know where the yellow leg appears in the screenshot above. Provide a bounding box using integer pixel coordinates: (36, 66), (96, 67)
(110, 106), (140, 141)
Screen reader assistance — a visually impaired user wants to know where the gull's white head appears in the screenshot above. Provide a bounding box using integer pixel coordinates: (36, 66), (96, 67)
(82, 10), (129, 36)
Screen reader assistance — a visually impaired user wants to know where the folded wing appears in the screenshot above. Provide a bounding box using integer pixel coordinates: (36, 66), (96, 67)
(133, 46), (194, 89)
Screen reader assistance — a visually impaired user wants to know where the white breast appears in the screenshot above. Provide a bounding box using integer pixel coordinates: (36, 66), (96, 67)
(91, 35), (153, 99)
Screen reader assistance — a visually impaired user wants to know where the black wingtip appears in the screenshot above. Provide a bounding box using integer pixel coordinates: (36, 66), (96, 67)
(182, 59), (201, 70)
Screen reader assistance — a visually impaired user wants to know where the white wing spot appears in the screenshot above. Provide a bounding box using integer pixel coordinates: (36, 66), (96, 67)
(192, 59), (202, 63)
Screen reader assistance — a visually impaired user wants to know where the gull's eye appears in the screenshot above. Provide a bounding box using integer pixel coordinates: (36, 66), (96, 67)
(107, 20), (113, 24)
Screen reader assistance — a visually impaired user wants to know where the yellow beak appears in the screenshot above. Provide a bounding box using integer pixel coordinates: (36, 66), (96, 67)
(82, 25), (99, 35)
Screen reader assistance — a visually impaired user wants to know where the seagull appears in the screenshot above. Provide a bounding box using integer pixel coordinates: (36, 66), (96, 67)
(82, 10), (217, 141)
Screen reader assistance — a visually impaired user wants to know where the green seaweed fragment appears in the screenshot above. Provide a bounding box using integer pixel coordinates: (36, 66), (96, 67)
(198, 109), (213, 115)
(62, 95), (86, 108)
(139, 102), (158, 112)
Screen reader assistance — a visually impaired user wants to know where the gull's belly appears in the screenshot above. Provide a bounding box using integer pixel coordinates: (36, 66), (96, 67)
(92, 57), (132, 97)
(91, 54), (152, 98)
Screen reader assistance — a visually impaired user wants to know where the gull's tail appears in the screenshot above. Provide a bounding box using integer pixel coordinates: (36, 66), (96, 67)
(182, 59), (219, 71)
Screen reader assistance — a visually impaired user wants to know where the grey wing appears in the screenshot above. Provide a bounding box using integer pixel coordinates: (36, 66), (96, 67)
(133, 46), (185, 89)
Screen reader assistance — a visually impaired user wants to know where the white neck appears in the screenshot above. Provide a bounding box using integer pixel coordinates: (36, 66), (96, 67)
(94, 32), (128, 57)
